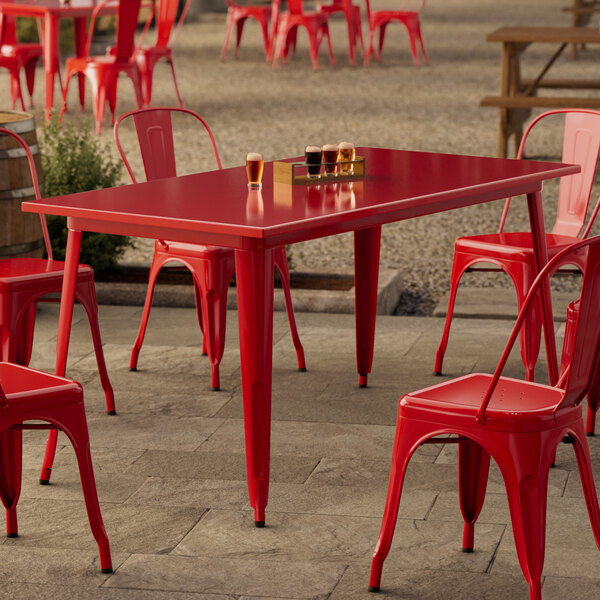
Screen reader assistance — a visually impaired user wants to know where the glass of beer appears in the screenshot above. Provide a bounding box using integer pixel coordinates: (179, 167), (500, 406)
(338, 142), (355, 174)
(246, 152), (264, 189)
(305, 145), (322, 178)
(322, 144), (338, 176)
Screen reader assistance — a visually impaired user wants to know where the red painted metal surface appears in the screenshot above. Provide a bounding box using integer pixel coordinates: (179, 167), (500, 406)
(0, 362), (112, 572)
(435, 110), (600, 383)
(369, 237), (600, 599)
(318, 0), (364, 65)
(0, 0), (119, 120)
(22, 146), (578, 525)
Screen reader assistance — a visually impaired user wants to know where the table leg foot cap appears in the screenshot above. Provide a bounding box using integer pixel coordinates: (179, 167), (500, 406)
(101, 568), (113, 574)
(368, 586), (380, 593)
(298, 367), (307, 372)
(587, 432), (595, 437)
(434, 371), (442, 376)
(254, 521), (265, 528)
(212, 386), (220, 392)
(107, 410), (117, 416)
(461, 547), (473, 553)
(129, 367), (137, 372)
(6, 533), (18, 538)
(39, 479), (50, 486)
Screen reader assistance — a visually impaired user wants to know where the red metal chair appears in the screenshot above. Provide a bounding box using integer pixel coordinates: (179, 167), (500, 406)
(221, 0), (281, 62)
(60, 0), (144, 134)
(364, 0), (427, 66)
(435, 110), (600, 382)
(369, 236), (600, 600)
(0, 9), (42, 110)
(317, 0), (364, 65)
(272, 0), (335, 70)
(0, 361), (112, 572)
(133, 0), (191, 107)
(114, 106), (306, 391)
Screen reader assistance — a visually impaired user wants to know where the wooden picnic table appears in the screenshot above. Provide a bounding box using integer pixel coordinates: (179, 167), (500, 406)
(481, 26), (600, 158)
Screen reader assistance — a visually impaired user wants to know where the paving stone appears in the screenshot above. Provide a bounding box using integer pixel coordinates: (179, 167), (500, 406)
(173, 509), (503, 572)
(125, 450), (319, 484)
(542, 576), (600, 599)
(6, 499), (203, 556)
(201, 419), (397, 459)
(103, 554), (345, 597)
(329, 563), (530, 599)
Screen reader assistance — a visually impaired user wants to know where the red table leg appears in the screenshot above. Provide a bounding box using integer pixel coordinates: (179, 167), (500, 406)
(39, 228), (82, 484)
(526, 190), (559, 385)
(73, 17), (87, 109)
(235, 247), (274, 526)
(354, 225), (381, 387)
(43, 14), (60, 121)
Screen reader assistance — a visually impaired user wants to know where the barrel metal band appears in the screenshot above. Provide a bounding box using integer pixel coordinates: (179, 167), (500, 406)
(0, 143), (39, 159)
(0, 116), (35, 134)
(0, 239), (44, 257)
(0, 185), (36, 200)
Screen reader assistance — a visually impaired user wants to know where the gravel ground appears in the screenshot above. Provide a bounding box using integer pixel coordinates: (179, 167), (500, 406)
(4, 0), (600, 313)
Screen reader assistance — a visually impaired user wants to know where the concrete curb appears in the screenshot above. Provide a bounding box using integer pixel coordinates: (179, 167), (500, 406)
(94, 269), (404, 316)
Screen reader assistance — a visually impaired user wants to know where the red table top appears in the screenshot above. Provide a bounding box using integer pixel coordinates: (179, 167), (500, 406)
(22, 147), (579, 250)
(0, 0), (105, 17)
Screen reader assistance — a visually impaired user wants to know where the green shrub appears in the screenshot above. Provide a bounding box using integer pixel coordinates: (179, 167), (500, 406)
(16, 17), (74, 53)
(41, 118), (132, 273)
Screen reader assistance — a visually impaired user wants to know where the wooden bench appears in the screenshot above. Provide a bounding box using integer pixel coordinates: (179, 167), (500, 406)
(481, 95), (600, 157)
(562, 0), (600, 55)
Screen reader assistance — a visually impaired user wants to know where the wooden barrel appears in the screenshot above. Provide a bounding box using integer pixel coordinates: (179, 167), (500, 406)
(0, 111), (45, 258)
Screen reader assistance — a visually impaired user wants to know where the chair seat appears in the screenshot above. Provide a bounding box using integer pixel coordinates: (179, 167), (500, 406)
(402, 373), (566, 430)
(0, 43), (41, 59)
(455, 232), (581, 260)
(155, 240), (234, 259)
(0, 362), (82, 410)
(0, 259), (93, 288)
(134, 45), (172, 59)
(66, 55), (136, 69)
(280, 11), (327, 25)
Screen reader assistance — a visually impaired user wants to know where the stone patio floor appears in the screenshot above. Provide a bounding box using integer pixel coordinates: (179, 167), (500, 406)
(2, 301), (599, 599)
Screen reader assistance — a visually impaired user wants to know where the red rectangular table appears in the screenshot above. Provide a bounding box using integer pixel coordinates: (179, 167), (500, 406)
(0, 0), (120, 120)
(22, 146), (578, 525)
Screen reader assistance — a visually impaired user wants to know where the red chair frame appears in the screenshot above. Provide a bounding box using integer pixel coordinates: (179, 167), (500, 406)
(272, 0), (335, 70)
(369, 236), (600, 600)
(0, 128), (116, 490)
(60, 0), (144, 134)
(113, 106), (306, 391)
(221, 0), (281, 62)
(435, 109), (600, 382)
(364, 0), (427, 66)
(317, 0), (364, 65)
(0, 8), (42, 110)
(0, 362), (112, 572)
(133, 0), (191, 107)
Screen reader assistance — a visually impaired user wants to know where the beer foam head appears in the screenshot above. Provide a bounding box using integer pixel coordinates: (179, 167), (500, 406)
(322, 144), (338, 152)
(246, 152), (263, 161)
(338, 141), (354, 150)
(305, 145), (321, 153)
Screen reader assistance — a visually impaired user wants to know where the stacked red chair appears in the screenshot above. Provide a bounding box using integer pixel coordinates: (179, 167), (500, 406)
(369, 236), (600, 600)
(318, 0), (364, 65)
(60, 0), (144, 134)
(0, 362), (112, 572)
(114, 107), (306, 391)
(272, 0), (335, 69)
(221, 0), (281, 62)
(364, 0), (427, 66)
(435, 109), (600, 381)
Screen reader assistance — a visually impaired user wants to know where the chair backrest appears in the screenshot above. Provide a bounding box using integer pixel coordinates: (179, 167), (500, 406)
(365, 0), (425, 20)
(0, 10), (18, 47)
(476, 235), (600, 423)
(113, 106), (222, 183)
(154, 0), (179, 47)
(498, 110), (600, 239)
(287, 0), (306, 16)
(0, 127), (52, 260)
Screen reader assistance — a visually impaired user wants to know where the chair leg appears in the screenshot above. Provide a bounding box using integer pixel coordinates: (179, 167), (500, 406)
(369, 417), (423, 592)
(585, 365), (600, 435)
(415, 21), (428, 64)
(377, 23), (389, 61)
(323, 24), (336, 67)
(571, 421), (600, 548)
(365, 26), (376, 65)
(258, 16), (271, 59)
(39, 429), (58, 485)
(515, 268), (541, 382)
(274, 246), (306, 371)
(9, 71), (26, 112)
(498, 432), (552, 600)
(235, 18), (246, 58)
(192, 279), (207, 355)
(272, 28), (287, 68)
(130, 255), (164, 371)
(403, 21), (421, 66)
(434, 257), (468, 375)
(166, 58), (184, 108)
(0, 428), (22, 538)
(59, 405), (112, 573)
(75, 279), (116, 415)
(306, 25), (321, 70)
(24, 57), (38, 106)
(15, 302), (37, 367)
(458, 437), (490, 551)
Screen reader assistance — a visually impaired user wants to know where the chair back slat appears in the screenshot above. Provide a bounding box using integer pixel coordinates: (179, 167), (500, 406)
(553, 112), (600, 237)
(156, 0), (179, 48)
(287, 0), (305, 15)
(114, 0), (142, 61)
(0, 127), (52, 260)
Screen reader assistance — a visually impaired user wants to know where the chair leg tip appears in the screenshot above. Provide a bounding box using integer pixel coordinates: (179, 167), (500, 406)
(434, 371), (442, 376)
(298, 367), (307, 372)
(586, 432), (595, 437)
(212, 386), (220, 392)
(368, 586), (380, 593)
(129, 367), (137, 372)
(6, 533), (18, 538)
(39, 479), (50, 486)
(461, 547), (474, 553)
(101, 567), (113, 574)
(254, 520), (265, 528)
(107, 410), (117, 416)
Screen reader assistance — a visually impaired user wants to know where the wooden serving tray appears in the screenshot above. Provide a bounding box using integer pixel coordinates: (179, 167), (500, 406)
(273, 156), (366, 185)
